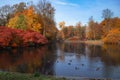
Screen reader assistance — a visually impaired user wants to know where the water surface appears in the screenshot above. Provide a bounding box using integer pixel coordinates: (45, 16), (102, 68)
(0, 42), (120, 79)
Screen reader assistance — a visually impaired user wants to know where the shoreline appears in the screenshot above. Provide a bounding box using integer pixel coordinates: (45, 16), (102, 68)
(0, 72), (113, 80)
(0, 72), (65, 80)
(64, 40), (104, 46)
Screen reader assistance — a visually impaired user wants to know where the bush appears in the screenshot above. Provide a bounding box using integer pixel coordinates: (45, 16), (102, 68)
(0, 27), (48, 47)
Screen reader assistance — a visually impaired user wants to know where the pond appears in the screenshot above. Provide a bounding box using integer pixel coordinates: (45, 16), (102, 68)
(0, 42), (120, 79)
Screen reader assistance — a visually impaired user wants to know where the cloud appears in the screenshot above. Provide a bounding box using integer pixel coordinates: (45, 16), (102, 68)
(50, 0), (79, 7)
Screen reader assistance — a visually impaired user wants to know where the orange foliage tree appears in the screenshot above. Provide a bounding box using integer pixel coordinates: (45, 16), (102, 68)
(100, 17), (120, 44)
(7, 6), (42, 33)
(102, 28), (120, 44)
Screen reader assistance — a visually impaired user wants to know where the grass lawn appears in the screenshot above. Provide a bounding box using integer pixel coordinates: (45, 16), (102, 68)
(0, 72), (66, 80)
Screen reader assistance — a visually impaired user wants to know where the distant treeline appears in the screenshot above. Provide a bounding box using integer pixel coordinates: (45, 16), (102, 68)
(58, 9), (120, 44)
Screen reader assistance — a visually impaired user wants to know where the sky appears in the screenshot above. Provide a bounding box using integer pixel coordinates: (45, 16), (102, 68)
(0, 0), (120, 29)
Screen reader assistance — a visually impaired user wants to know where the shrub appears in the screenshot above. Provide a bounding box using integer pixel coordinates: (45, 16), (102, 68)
(0, 27), (48, 48)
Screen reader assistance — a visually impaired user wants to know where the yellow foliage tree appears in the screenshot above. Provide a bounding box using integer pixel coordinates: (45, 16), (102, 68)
(7, 16), (18, 29)
(23, 6), (42, 32)
(7, 6), (42, 33)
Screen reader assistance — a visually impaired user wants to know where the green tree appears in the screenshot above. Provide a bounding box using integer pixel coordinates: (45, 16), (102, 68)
(15, 14), (27, 30)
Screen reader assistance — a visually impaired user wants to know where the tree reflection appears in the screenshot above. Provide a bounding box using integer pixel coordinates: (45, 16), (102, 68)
(57, 42), (86, 61)
(85, 44), (120, 66)
(0, 47), (45, 73)
(86, 45), (103, 58)
(64, 43), (85, 55)
(101, 44), (120, 66)
(0, 45), (57, 74)
(40, 44), (57, 75)
(58, 42), (120, 66)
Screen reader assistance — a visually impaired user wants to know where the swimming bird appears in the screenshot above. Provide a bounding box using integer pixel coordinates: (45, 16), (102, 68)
(75, 67), (79, 70)
(69, 60), (72, 62)
(68, 63), (71, 65)
(81, 64), (84, 66)
(96, 67), (100, 71)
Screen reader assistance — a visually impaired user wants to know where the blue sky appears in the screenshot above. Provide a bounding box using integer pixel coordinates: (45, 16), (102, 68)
(0, 0), (120, 28)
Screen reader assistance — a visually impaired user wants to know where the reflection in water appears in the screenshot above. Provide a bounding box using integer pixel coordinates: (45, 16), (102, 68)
(102, 45), (120, 66)
(0, 45), (56, 75)
(55, 43), (120, 79)
(0, 43), (120, 79)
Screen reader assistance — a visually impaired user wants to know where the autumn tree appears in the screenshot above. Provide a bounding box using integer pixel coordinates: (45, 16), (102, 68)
(102, 9), (113, 37)
(58, 21), (65, 40)
(87, 16), (102, 40)
(15, 14), (27, 30)
(24, 6), (41, 32)
(59, 21), (65, 29)
(102, 9), (113, 19)
(6, 2), (27, 30)
(0, 2), (27, 26)
(101, 17), (120, 44)
(103, 17), (120, 29)
(75, 22), (81, 39)
(87, 16), (96, 40)
(62, 27), (69, 39)
(57, 22), (86, 41)
(13, 2), (26, 13)
(58, 25), (74, 40)
(35, 0), (56, 39)
(80, 26), (86, 40)
(0, 5), (13, 26)
(0, 1), (57, 41)
(94, 22), (102, 39)
(67, 25), (74, 38)
(103, 28), (120, 44)
(7, 6), (42, 32)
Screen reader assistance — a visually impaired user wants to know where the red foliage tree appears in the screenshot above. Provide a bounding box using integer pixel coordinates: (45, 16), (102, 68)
(0, 27), (48, 48)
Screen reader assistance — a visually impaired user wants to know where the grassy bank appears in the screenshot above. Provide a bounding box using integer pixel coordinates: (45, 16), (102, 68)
(0, 72), (112, 80)
(65, 40), (104, 45)
(0, 72), (66, 80)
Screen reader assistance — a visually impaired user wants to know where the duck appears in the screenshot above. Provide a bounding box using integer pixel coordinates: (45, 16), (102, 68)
(96, 67), (100, 71)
